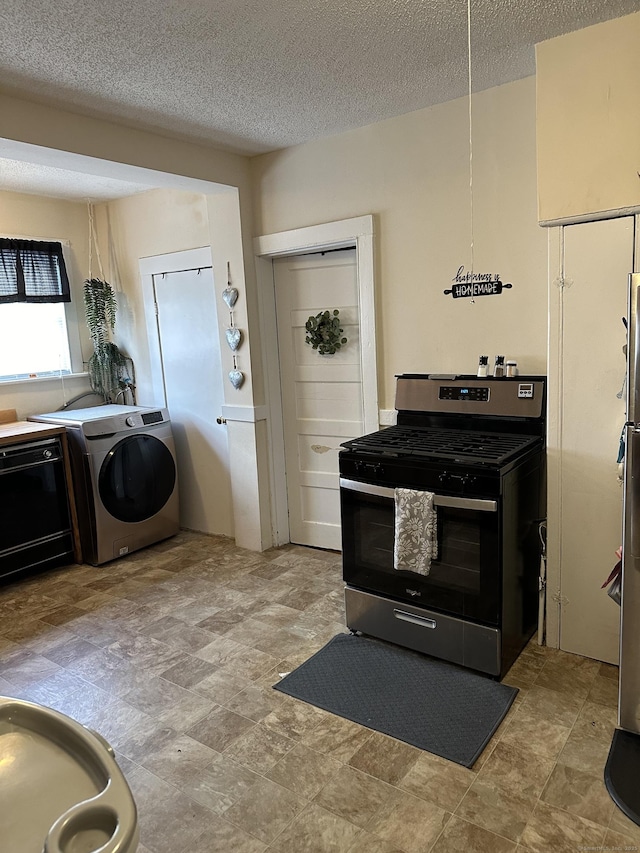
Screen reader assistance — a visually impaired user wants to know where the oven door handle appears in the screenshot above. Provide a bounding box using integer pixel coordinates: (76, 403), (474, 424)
(0, 457), (60, 475)
(339, 477), (498, 512)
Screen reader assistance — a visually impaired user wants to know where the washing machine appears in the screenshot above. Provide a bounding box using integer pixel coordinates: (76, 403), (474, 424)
(29, 405), (179, 566)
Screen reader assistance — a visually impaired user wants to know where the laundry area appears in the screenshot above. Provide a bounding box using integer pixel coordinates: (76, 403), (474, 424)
(1, 3), (640, 852)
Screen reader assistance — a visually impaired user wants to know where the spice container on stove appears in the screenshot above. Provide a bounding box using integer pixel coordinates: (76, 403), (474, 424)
(477, 355), (489, 377)
(506, 360), (518, 377)
(493, 355), (505, 377)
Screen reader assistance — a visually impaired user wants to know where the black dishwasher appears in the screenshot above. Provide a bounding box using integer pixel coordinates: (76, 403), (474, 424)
(0, 437), (74, 580)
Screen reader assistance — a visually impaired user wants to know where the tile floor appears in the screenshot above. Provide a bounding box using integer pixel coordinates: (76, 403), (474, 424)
(0, 530), (637, 853)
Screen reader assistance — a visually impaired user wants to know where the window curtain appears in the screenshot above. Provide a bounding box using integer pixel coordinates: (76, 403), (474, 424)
(0, 239), (71, 303)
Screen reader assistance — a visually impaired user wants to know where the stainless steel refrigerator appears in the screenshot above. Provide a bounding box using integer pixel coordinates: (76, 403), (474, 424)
(606, 272), (640, 824)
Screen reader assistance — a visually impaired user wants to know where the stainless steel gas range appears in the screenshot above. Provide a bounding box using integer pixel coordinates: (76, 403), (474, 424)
(339, 374), (546, 678)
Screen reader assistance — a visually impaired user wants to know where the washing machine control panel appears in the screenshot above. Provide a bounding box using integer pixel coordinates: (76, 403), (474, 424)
(77, 408), (169, 437)
(123, 411), (165, 428)
(142, 411), (164, 425)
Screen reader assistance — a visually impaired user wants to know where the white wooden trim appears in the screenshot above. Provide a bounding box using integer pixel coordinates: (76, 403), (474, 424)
(545, 225), (562, 650)
(254, 216), (378, 547)
(355, 229), (378, 434)
(139, 247), (213, 407)
(539, 205), (640, 229)
(60, 242), (85, 376)
(255, 254), (289, 546)
(254, 215), (374, 257)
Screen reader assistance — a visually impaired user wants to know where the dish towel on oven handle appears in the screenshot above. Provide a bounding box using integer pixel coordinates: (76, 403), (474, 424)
(393, 488), (438, 575)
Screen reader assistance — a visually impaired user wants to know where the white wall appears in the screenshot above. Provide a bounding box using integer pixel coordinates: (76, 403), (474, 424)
(251, 76), (549, 408)
(0, 189), (93, 419)
(94, 188), (212, 405)
(93, 186), (271, 550)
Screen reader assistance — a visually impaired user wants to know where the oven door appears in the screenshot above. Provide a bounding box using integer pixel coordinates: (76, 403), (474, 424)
(340, 477), (501, 626)
(0, 438), (74, 578)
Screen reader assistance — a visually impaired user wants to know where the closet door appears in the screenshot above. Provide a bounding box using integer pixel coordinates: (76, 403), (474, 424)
(548, 216), (633, 663)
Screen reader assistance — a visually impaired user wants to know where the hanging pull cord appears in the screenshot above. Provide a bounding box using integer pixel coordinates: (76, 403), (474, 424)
(467, 0), (474, 304)
(86, 201), (106, 281)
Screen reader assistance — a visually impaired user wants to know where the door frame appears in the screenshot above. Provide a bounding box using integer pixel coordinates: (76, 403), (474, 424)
(254, 215), (378, 547)
(139, 247), (214, 407)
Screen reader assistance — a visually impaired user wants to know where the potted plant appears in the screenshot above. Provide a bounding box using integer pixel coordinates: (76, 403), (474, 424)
(83, 278), (135, 403)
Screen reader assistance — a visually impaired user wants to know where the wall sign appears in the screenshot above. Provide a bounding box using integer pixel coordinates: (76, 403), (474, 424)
(444, 266), (513, 299)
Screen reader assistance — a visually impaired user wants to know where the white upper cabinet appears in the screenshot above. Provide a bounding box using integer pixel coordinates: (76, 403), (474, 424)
(536, 12), (640, 224)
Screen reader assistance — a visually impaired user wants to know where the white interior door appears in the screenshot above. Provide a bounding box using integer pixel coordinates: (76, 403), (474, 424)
(555, 216), (634, 662)
(152, 266), (233, 536)
(274, 249), (364, 550)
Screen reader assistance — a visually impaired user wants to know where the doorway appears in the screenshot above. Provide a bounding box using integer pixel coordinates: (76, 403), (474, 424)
(255, 215), (378, 549)
(273, 248), (363, 550)
(139, 248), (233, 536)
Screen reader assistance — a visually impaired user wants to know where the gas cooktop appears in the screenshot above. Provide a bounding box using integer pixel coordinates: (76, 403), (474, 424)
(341, 425), (541, 466)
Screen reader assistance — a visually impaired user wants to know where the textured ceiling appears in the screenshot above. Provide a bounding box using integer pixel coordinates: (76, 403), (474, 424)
(1, 0), (639, 199)
(0, 157), (157, 201)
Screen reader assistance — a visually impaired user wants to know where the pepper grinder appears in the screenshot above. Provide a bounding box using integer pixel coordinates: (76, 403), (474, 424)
(493, 355), (505, 377)
(477, 355), (489, 377)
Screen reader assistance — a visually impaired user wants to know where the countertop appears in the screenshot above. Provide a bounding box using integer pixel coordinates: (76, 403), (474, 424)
(0, 421), (67, 448)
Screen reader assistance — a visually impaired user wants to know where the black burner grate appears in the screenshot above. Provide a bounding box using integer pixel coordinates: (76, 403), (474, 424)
(341, 425), (540, 465)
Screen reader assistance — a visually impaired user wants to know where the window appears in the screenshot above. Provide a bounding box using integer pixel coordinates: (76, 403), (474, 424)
(0, 302), (72, 381)
(0, 239), (79, 382)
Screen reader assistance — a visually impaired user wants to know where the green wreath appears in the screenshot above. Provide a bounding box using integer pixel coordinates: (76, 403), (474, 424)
(305, 309), (348, 355)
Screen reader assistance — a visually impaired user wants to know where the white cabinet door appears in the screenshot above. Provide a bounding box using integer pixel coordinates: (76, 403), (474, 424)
(274, 249), (363, 550)
(536, 15), (640, 223)
(549, 216), (634, 663)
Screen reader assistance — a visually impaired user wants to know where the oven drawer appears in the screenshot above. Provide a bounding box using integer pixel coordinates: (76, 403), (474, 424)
(345, 586), (501, 676)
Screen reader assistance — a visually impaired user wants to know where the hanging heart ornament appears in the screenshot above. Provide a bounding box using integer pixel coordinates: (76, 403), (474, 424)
(225, 328), (242, 351)
(222, 286), (239, 309)
(228, 370), (245, 389)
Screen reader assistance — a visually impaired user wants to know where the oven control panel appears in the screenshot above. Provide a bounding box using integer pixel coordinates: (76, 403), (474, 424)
(395, 375), (545, 419)
(439, 386), (489, 402)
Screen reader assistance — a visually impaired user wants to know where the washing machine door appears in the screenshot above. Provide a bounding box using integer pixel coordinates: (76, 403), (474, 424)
(98, 434), (176, 522)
